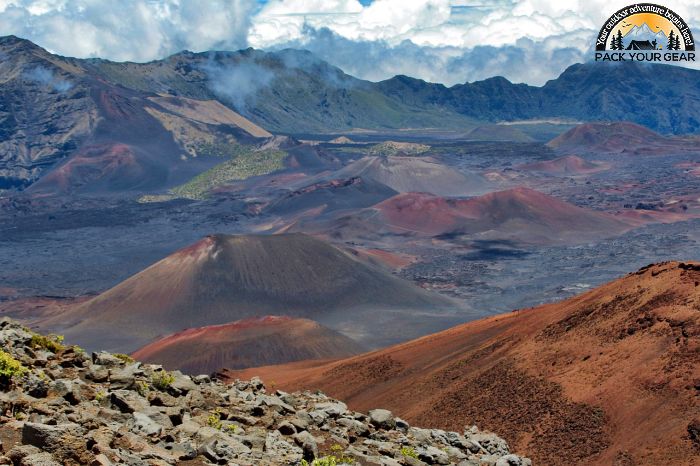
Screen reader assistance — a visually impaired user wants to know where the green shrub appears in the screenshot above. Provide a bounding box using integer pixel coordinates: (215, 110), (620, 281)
(171, 148), (287, 200)
(401, 446), (419, 459)
(301, 445), (354, 465)
(136, 381), (150, 397)
(207, 411), (223, 430)
(151, 371), (175, 391)
(301, 456), (355, 466)
(367, 141), (430, 157)
(0, 350), (27, 381)
(29, 333), (65, 353)
(113, 353), (134, 364)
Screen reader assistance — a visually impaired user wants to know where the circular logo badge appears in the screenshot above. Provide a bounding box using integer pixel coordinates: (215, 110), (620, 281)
(596, 3), (694, 52)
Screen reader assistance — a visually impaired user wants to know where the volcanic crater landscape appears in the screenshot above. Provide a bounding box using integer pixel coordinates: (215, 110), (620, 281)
(0, 35), (699, 465)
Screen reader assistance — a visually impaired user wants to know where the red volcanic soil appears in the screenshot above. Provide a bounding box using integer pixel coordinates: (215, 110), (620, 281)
(342, 187), (631, 244)
(374, 193), (468, 236)
(24, 83), (271, 195)
(518, 155), (610, 175)
(29, 143), (162, 193)
(131, 316), (365, 375)
(231, 262), (700, 465)
(548, 122), (694, 155)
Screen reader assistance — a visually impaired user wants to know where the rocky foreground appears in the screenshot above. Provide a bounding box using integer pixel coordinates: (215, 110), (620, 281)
(234, 261), (700, 465)
(0, 319), (530, 465)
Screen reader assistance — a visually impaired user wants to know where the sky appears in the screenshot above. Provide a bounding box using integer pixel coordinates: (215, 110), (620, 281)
(0, 0), (698, 85)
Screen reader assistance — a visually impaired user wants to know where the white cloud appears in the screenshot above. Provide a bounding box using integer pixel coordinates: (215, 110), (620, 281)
(275, 27), (593, 86)
(0, 0), (698, 84)
(202, 59), (275, 115)
(248, 0), (363, 47)
(250, 0), (700, 50)
(249, 0), (453, 47)
(249, 0), (700, 84)
(0, 0), (256, 61)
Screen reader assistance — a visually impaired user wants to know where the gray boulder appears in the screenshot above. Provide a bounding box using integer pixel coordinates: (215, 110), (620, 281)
(369, 409), (396, 430)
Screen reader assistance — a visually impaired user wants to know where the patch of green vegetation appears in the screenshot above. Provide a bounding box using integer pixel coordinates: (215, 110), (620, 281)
(113, 353), (135, 364)
(300, 445), (355, 465)
(301, 456), (355, 466)
(171, 148), (286, 200)
(0, 350), (27, 382)
(367, 141), (430, 157)
(136, 380), (150, 397)
(193, 141), (249, 158)
(151, 371), (175, 391)
(401, 446), (419, 459)
(207, 409), (224, 430)
(29, 333), (65, 353)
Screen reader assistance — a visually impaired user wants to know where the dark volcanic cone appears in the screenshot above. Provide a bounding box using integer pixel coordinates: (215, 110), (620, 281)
(47, 233), (461, 352)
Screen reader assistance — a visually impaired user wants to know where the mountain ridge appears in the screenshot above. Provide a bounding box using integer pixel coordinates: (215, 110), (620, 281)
(2, 35), (700, 194)
(2, 35), (700, 136)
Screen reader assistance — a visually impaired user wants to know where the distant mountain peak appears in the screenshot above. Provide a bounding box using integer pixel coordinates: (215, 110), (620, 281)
(0, 34), (46, 53)
(0, 34), (33, 45)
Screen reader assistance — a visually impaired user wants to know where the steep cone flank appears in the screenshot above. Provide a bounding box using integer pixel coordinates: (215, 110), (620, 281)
(519, 155), (609, 175)
(232, 262), (700, 465)
(333, 155), (490, 197)
(339, 187), (630, 244)
(131, 316), (365, 375)
(48, 234), (459, 352)
(547, 122), (693, 155)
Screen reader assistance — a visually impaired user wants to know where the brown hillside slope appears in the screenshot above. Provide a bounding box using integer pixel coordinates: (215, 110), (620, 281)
(518, 155), (609, 175)
(332, 155), (490, 197)
(230, 262), (700, 465)
(131, 316), (366, 375)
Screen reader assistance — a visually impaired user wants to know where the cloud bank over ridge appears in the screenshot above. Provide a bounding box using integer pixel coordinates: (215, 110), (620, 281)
(0, 0), (698, 85)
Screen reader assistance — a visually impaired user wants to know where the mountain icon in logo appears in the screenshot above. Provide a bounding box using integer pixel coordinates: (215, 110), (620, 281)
(622, 23), (667, 49)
